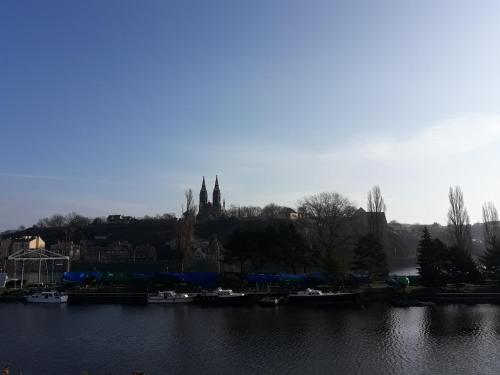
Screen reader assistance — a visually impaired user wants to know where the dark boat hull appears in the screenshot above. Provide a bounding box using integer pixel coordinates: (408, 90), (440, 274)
(196, 295), (254, 306)
(286, 293), (360, 307)
(67, 292), (147, 305)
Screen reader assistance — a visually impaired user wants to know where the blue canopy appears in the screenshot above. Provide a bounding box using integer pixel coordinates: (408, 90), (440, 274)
(246, 273), (277, 284)
(63, 271), (103, 283)
(181, 272), (220, 288)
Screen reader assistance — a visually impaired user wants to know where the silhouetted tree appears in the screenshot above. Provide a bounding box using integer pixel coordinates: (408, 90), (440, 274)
(417, 224), (480, 285)
(66, 212), (91, 227)
(351, 234), (388, 279)
(482, 202), (499, 246)
(36, 212), (92, 229)
(37, 214), (66, 228)
(480, 202), (500, 279)
(277, 223), (313, 273)
(417, 227), (447, 287)
(446, 245), (481, 284)
(261, 203), (282, 219)
(367, 185), (386, 239)
(92, 217), (106, 225)
(261, 204), (295, 219)
(298, 192), (356, 266)
(227, 206), (262, 218)
(177, 189), (197, 271)
(447, 186), (472, 251)
(481, 241), (500, 279)
(367, 186), (386, 213)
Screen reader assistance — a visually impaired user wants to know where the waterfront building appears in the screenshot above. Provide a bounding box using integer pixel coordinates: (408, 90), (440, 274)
(0, 236), (46, 260)
(183, 234), (238, 272)
(79, 240), (157, 263)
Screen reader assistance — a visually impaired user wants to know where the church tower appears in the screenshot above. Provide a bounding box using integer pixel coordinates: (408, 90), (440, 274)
(212, 175), (222, 216)
(198, 176), (208, 219)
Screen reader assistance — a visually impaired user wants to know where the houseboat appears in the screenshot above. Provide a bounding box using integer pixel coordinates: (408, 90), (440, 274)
(286, 288), (360, 307)
(148, 291), (194, 304)
(196, 288), (253, 306)
(26, 291), (68, 303)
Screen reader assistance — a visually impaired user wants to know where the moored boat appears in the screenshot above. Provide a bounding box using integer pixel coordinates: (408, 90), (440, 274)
(148, 291), (194, 304)
(286, 288), (360, 307)
(26, 291), (68, 303)
(196, 288), (254, 306)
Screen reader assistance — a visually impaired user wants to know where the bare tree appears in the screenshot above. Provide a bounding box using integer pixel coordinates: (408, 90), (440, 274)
(92, 217), (107, 225)
(49, 214), (67, 227)
(183, 189), (197, 218)
(297, 192), (356, 259)
(367, 185), (386, 237)
(368, 186), (386, 212)
(177, 189), (197, 271)
(447, 186), (472, 251)
(226, 206), (263, 218)
(482, 201), (499, 246)
(225, 205), (240, 218)
(36, 214), (66, 228)
(66, 212), (91, 227)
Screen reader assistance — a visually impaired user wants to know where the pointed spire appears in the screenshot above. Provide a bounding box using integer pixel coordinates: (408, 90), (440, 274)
(201, 176), (206, 190)
(212, 175), (221, 211)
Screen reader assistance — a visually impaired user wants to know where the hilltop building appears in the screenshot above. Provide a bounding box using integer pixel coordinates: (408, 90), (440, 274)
(197, 176), (225, 220)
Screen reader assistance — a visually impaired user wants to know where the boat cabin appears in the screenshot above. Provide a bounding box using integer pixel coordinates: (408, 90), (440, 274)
(296, 288), (324, 296)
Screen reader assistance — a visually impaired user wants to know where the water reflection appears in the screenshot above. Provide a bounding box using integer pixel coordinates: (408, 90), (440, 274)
(2, 304), (500, 374)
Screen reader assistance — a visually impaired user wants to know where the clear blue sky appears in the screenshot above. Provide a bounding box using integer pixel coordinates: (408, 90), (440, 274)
(1, 0), (500, 230)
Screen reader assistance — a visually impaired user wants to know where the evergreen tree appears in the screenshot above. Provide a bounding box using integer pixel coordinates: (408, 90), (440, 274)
(351, 234), (388, 279)
(417, 226), (480, 286)
(446, 245), (482, 284)
(417, 227), (447, 287)
(481, 240), (500, 279)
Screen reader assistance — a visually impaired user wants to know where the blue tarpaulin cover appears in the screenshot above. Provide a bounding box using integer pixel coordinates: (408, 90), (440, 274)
(246, 274), (277, 284)
(63, 271), (103, 283)
(63, 271), (334, 287)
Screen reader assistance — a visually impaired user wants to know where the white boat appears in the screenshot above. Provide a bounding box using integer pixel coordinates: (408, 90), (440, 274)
(296, 288), (330, 296)
(197, 288), (253, 306)
(148, 291), (194, 304)
(26, 291), (68, 303)
(287, 288), (360, 306)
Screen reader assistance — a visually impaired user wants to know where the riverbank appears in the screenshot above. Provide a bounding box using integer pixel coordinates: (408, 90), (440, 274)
(4, 283), (500, 307)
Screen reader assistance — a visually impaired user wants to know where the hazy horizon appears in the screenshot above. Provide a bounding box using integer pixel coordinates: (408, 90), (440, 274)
(2, 0), (500, 230)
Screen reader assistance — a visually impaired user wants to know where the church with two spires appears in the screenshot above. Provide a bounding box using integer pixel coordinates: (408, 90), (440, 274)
(197, 176), (225, 220)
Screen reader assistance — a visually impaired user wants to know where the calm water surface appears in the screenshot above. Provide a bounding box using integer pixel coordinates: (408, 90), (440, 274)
(1, 303), (500, 374)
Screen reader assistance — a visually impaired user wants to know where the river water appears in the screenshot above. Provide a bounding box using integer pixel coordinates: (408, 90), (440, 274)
(1, 303), (500, 374)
